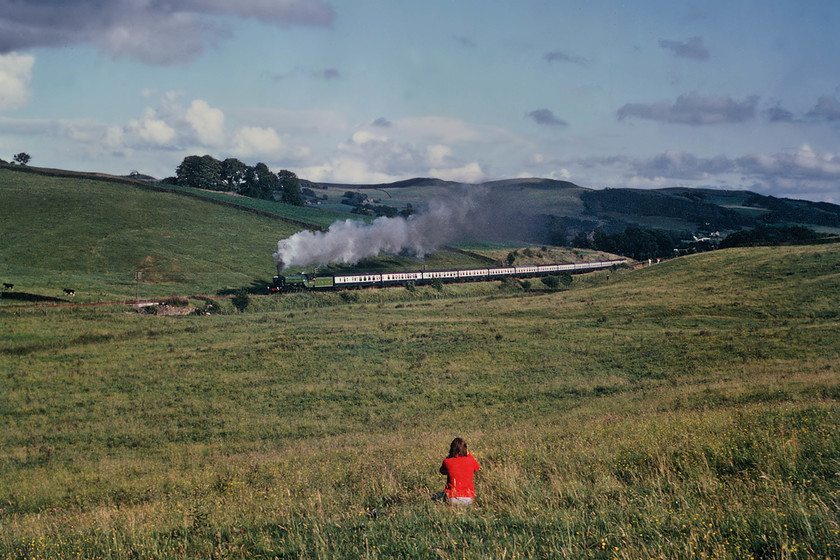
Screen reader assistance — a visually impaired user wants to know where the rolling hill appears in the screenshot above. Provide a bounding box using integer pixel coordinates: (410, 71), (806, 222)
(307, 177), (840, 241)
(4, 162), (839, 303)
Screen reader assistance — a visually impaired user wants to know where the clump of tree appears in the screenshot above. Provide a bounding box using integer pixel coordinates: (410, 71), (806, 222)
(341, 190), (408, 218)
(541, 273), (572, 290)
(13, 152), (31, 165)
(172, 155), (303, 205)
(719, 226), (828, 248)
(576, 227), (684, 261)
(231, 289), (250, 312)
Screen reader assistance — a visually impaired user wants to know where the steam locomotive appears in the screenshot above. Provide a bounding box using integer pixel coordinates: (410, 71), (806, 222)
(270, 259), (627, 292)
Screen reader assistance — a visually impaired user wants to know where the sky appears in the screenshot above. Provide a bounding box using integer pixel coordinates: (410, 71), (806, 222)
(1, 0), (839, 203)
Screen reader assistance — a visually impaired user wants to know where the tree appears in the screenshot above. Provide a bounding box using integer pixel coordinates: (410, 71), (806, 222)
(13, 152), (31, 165)
(240, 162), (278, 199)
(541, 275), (561, 289)
(278, 169), (304, 206)
(176, 155), (222, 190)
(231, 289), (250, 312)
(220, 158), (248, 192)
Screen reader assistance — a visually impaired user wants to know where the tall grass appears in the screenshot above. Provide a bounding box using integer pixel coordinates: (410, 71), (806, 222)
(1, 245), (839, 558)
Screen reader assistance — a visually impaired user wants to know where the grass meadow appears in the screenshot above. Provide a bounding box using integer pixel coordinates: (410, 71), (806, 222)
(2, 244), (839, 559)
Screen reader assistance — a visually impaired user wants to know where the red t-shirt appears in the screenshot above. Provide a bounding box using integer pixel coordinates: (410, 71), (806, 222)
(441, 453), (480, 498)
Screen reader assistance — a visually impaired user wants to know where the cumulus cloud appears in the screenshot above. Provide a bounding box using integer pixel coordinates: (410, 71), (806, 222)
(232, 125), (311, 161)
(527, 109), (568, 127)
(0, 52), (34, 111)
(185, 99), (225, 146)
(426, 144), (453, 167)
(617, 93), (759, 125)
(126, 109), (178, 147)
(233, 126), (286, 157)
(806, 96), (840, 122)
(658, 36), (709, 60)
(0, 0), (334, 65)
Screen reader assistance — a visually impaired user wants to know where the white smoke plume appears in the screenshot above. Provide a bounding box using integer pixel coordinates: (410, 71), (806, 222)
(274, 187), (493, 269)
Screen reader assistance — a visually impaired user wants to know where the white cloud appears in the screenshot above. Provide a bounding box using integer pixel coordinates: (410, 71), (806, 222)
(233, 126), (285, 157)
(430, 161), (485, 183)
(185, 99), (225, 146)
(299, 158), (399, 184)
(0, 52), (34, 111)
(351, 130), (388, 145)
(425, 144), (452, 167)
(232, 125), (310, 162)
(127, 108), (177, 146)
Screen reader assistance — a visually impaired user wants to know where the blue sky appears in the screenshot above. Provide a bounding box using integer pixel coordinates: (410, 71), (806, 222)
(1, 0), (839, 202)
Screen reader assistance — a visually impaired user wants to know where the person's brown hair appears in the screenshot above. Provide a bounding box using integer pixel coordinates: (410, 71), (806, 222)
(448, 437), (468, 458)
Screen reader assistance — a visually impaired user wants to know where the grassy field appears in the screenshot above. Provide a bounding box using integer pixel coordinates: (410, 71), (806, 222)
(2, 244), (839, 559)
(0, 167), (307, 301)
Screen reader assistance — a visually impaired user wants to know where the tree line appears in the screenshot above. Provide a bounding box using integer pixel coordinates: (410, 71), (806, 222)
(166, 155), (304, 206)
(719, 226), (831, 248)
(572, 227), (687, 261)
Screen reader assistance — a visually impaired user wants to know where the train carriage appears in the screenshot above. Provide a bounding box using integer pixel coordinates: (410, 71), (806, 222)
(458, 268), (490, 280)
(382, 271), (423, 284)
(514, 265), (540, 276)
(422, 270), (459, 281)
(334, 273), (382, 287)
(487, 267), (516, 277)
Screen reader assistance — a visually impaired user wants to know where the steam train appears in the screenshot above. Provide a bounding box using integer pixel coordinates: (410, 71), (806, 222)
(270, 259), (627, 292)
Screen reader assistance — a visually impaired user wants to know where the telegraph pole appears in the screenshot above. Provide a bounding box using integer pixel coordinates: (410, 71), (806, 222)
(135, 271), (142, 302)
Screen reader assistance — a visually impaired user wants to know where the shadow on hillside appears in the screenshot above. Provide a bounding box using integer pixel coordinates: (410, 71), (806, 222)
(216, 279), (275, 296)
(1, 292), (69, 303)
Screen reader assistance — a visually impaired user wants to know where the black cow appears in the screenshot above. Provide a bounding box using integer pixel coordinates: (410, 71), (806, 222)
(63, 288), (75, 296)
(2, 283), (13, 290)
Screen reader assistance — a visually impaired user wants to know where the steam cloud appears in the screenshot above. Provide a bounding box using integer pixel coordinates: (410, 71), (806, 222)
(274, 187), (495, 269)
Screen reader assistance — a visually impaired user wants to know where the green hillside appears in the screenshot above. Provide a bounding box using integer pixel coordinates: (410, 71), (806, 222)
(1, 244), (838, 558)
(0, 167), (325, 301)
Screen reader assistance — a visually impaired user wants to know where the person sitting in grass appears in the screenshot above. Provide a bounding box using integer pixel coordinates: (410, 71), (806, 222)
(438, 437), (480, 505)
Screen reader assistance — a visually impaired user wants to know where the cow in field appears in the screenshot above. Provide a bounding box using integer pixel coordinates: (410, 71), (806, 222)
(2, 283), (13, 290)
(63, 288), (75, 296)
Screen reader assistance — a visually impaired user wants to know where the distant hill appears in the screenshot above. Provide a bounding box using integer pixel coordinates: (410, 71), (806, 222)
(304, 177), (840, 243)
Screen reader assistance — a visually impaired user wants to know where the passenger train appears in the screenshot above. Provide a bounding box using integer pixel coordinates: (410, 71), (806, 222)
(270, 259), (627, 292)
